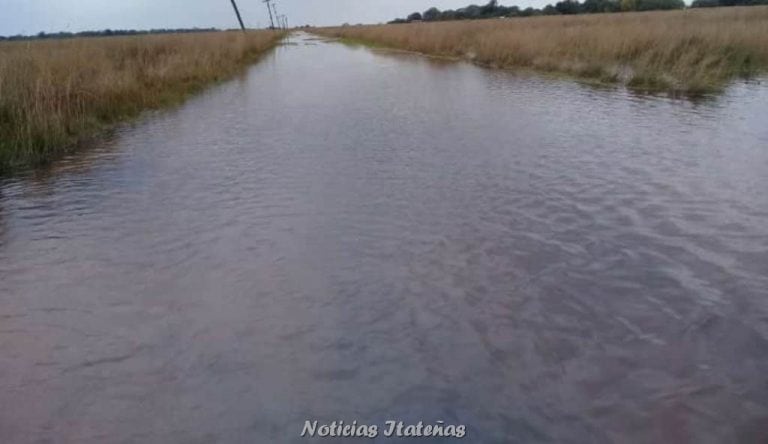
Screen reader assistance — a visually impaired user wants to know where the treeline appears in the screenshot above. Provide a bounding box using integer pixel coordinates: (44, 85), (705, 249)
(0, 28), (220, 42)
(692, 0), (768, 6)
(390, 0), (767, 22)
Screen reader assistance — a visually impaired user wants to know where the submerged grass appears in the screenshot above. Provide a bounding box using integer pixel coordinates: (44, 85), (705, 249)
(313, 7), (768, 94)
(0, 30), (284, 172)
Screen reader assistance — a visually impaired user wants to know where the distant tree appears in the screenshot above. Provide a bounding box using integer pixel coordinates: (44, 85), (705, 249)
(382, 0), (754, 24)
(555, 0), (584, 13)
(583, 0), (621, 12)
(463, 5), (483, 18)
(407, 12), (423, 21)
(636, 0), (684, 10)
(689, 0), (768, 6)
(441, 9), (459, 20)
(620, 0), (637, 10)
(423, 7), (442, 21)
(583, 0), (601, 11)
(480, 0), (500, 15)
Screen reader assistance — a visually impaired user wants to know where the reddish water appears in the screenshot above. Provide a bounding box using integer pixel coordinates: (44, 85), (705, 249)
(1, 34), (768, 443)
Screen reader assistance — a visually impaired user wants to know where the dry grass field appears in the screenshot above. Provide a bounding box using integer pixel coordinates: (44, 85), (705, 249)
(0, 30), (283, 171)
(313, 7), (768, 94)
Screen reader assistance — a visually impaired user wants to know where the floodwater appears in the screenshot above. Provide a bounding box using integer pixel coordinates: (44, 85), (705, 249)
(1, 33), (768, 443)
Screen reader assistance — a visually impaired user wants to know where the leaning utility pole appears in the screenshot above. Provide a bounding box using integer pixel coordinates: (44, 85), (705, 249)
(263, 0), (276, 29)
(229, 0), (246, 32)
(271, 3), (280, 29)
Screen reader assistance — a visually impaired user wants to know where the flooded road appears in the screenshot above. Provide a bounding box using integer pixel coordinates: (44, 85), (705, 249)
(2, 33), (768, 443)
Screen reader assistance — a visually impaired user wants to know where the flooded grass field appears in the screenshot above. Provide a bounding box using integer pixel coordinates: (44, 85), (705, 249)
(1, 33), (767, 443)
(313, 6), (768, 94)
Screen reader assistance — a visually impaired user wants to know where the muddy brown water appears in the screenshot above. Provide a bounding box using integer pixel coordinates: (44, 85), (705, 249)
(1, 33), (768, 443)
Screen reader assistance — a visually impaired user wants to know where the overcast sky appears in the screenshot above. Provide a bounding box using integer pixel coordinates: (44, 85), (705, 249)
(0, 0), (552, 36)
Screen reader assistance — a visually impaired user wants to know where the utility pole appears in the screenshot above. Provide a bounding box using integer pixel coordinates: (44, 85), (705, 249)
(271, 3), (280, 29)
(229, 0), (246, 32)
(263, 0), (276, 29)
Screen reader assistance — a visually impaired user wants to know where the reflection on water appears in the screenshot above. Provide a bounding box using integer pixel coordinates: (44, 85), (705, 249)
(1, 33), (767, 444)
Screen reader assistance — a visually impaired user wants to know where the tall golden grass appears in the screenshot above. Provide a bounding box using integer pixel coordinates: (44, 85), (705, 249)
(314, 7), (768, 93)
(0, 31), (283, 171)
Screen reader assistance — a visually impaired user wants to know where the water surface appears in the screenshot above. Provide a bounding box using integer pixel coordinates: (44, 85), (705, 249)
(1, 33), (768, 443)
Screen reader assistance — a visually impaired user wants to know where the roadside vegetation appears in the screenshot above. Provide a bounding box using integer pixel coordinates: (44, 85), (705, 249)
(0, 28), (221, 42)
(314, 6), (768, 94)
(0, 30), (284, 172)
